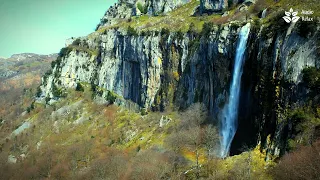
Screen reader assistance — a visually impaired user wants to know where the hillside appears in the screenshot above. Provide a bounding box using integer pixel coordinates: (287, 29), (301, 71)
(0, 53), (57, 140)
(0, 53), (57, 89)
(0, 0), (319, 179)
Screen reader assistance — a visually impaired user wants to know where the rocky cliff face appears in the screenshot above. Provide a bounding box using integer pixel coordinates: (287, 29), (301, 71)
(39, 0), (319, 157)
(39, 24), (240, 110)
(233, 21), (319, 156)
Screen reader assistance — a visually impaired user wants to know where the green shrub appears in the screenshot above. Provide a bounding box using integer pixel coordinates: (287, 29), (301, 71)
(230, 23), (240, 30)
(72, 38), (81, 46)
(27, 102), (35, 113)
(52, 83), (62, 97)
(302, 67), (320, 92)
(54, 70), (61, 78)
(140, 31), (146, 36)
(297, 21), (317, 38)
(59, 47), (73, 57)
(91, 83), (103, 98)
(45, 96), (50, 104)
(286, 107), (320, 150)
(140, 108), (148, 116)
(189, 38), (200, 54)
(76, 82), (84, 92)
(106, 91), (117, 104)
(263, 10), (289, 37)
(140, 30), (152, 36)
(176, 30), (184, 41)
(43, 70), (52, 85)
(127, 26), (138, 36)
(36, 87), (42, 97)
(228, 0), (233, 8)
(201, 22), (213, 37)
(137, 2), (148, 14)
(161, 28), (170, 37)
(51, 60), (56, 68)
(188, 22), (197, 34)
(51, 57), (62, 69)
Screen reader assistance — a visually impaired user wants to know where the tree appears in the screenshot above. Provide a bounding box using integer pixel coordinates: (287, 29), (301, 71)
(130, 150), (172, 180)
(204, 124), (219, 158)
(179, 103), (207, 130)
(271, 140), (320, 180)
(228, 147), (253, 180)
(166, 103), (208, 178)
(204, 125), (220, 176)
(183, 127), (203, 178)
(88, 149), (128, 180)
(67, 141), (93, 177)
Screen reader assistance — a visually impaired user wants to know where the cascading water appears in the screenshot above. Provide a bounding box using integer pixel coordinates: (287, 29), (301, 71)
(261, 8), (267, 18)
(219, 23), (251, 158)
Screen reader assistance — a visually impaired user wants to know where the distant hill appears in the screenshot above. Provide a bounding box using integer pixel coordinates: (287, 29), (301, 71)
(0, 53), (57, 121)
(0, 53), (57, 91)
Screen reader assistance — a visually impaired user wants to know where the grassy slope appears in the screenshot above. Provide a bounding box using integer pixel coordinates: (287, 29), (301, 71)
(0, 87), (271, 179)
(94, 0), (319, 35)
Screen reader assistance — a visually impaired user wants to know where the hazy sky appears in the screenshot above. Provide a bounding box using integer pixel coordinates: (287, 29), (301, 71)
(0, 0), (117, 57)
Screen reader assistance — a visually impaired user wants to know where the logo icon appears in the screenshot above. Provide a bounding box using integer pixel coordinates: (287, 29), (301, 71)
(283, 8), (300, 23)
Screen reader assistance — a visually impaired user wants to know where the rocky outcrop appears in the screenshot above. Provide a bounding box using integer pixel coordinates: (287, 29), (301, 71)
(147, 0), (191, 14)
(96, 2), (135, 29)
(199, 0), (256, 14)
(96, 0), (191, 30)
(200, 0), (228, 13)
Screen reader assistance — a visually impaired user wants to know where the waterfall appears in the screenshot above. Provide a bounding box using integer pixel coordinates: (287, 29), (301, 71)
(261, 8), (267, 18)
(219, 23), (251, 158)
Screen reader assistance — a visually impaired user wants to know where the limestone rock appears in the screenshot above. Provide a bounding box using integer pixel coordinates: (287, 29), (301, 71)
(36, 141), (42, 150)
(8, 155), (17, 164)
(159, 115), (171, 128)
(200, 0), (228, 13)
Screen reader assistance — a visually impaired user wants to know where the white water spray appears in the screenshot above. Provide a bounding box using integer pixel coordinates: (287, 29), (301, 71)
(261, 8), (267, 18)
(220, 23), (251, 158)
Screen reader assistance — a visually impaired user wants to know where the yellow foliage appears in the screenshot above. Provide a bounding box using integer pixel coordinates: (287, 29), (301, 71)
(205, 145), (272, 179)
(275, 85), (280, 98)
(173, 71), (180, 81)
(157, 57), (162, 65)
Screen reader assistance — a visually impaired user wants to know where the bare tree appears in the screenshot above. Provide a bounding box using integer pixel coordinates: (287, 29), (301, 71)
(179, 103), (207, 130)
(130, 150), (172, 180)
(184, 127), (203, 178)
(89, 149), (128, 180)
(204, 124), (219, 158)
(271, 140), (320, 180)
